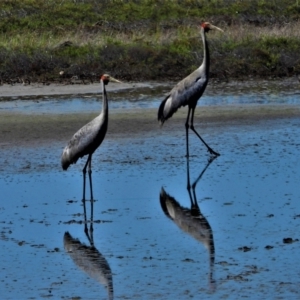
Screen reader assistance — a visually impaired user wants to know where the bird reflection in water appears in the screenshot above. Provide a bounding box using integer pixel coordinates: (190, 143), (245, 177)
(160, 156), (217, 291)
(63, 200), (113, 299)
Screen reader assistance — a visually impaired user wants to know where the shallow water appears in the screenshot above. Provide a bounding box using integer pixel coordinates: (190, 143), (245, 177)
(1, 84), (300, 299)
(1, 79), (300, 115)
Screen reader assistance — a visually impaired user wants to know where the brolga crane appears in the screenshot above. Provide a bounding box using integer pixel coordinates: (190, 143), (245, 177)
(158, 22), (223, 157)
(61, 74), (121, 203)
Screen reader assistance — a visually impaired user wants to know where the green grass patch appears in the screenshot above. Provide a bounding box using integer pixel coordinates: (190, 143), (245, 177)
(1, 0), (300, 82)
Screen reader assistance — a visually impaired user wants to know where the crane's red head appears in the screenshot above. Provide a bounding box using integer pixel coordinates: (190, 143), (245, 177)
(200, 22), (223, 33)
(100, 74), (122, 85)
(100, 74), (110, 85)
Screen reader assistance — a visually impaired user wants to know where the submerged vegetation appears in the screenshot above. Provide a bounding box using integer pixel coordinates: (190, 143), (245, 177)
(0, 0), (300, 83)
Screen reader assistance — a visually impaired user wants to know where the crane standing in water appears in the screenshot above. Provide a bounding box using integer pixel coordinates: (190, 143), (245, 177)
(158, 22), (223, 157)
(61, 74), (121, 202)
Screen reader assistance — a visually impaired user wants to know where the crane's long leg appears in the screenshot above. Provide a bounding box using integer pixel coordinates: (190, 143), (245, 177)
(83, 195), (89, 237)
(82, 154), (92, 202)
(185, 107), (192, 157)
(186, 154), (192, 198)
(88, 156), (94, 234)
(190, 107), (220, 157)
(83, 216), (95, 247)
(82, 154), (92, 236)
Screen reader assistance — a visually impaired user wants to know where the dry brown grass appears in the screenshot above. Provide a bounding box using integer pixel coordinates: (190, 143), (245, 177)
(227, 21), (300, 41)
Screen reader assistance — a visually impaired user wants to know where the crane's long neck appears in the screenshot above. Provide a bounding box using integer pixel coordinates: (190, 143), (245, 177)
(200, 28), (210, 76)
(101, 80), (109, 119)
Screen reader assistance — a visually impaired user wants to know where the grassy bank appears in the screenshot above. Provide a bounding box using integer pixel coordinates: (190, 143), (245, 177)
(0, 0), (300, 83)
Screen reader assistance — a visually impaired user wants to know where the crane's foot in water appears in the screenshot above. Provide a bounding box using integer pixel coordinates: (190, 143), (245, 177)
(208, 148), (220, 157)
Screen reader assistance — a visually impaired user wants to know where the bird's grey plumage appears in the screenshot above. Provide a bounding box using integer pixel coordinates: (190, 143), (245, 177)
(158, 64), (208, 124)
(61, 74), (121, 203)
(61, 80), (108, 170)
(64, 231), (113, 300)
(61, 74), (121, 172)
(158, 22), (223, 156)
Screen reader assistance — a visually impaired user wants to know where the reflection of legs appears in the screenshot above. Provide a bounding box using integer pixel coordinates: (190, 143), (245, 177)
(88, 156), (94, 234)
(190, 107), (220, 157)
(187, 156), (216, 289)
(186, 155), (199, 215)
(192, 156), (217, 191)
(187, 156), (217, 215)
(186, 154), (202, 217)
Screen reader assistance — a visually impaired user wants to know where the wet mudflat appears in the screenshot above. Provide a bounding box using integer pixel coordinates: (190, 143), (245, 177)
(1, 81), (300, 299)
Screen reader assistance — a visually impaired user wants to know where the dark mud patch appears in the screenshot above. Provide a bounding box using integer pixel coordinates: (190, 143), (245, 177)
(1, 105), (300, 149)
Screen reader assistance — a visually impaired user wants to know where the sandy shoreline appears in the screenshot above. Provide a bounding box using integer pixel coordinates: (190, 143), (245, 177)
(0, 81), (166, 98)
(2, 77), (300, 99)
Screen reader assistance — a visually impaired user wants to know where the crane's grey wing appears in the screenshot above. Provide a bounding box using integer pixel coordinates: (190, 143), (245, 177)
(61, 115), (106, 170)
(158, 70), (207, 123)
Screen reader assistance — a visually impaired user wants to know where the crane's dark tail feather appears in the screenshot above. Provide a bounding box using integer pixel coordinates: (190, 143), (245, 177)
(61, 152), (71, 170)
(157, 95), (169, 126)
(61, 160), (70, 171)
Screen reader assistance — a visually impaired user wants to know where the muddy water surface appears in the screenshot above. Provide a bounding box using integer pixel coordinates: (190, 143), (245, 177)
(1, 80), (300, 299)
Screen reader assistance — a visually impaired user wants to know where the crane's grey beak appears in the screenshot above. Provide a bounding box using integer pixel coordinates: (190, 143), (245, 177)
(211, 25), (224, 33)
(110, 76), (122, 83)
